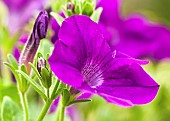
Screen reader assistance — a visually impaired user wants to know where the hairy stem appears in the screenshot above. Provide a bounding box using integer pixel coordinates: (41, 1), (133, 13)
(36, 99), (52, 121)
(20, 92), (29, 121)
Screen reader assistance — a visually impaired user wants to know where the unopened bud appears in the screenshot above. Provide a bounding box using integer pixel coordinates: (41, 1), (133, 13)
(19, 11), (48, 74)
(67, 2), (74, 12)
(37, 57), (46, 74)
(37, 57), (52, 88)
(34, 11), (49, 39)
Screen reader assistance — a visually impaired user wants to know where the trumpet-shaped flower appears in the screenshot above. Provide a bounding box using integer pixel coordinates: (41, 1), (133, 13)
(98, 0), (170, 61)
(49, 15), (159, 107)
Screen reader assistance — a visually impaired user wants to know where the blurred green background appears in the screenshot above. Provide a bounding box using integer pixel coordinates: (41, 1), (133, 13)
(0, 0), (170, 121)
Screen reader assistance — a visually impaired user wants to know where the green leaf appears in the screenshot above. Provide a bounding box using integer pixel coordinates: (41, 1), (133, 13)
(1, 96), (22, 121)
(90, 7), (103, 22)
(7, 54), (18, 69)
(50, 12), (64, 26)
(62, 89), (70, 106)
(3, 62), (21, 85)
(17, 70), (47, 101)
(20, 65), (29, 92)
(67, 99), (92, 106)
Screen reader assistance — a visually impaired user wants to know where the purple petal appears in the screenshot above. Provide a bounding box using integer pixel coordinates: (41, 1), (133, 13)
(95, 63), (159, 106)
(49, 40), (84, 87)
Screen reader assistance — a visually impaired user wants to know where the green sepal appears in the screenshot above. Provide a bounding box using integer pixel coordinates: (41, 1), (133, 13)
(90, 7), (103, 22)
(82, 2), (94, 16)
(7, 54), (18, 69)
(17, 70), (47, 101)
(29, 62), (42, 80)
(74, 4), (80, 14)
(67, 99), (92, 106)
(53, 88), (63, 100)
(19, 65), (29, 93)
(67, 9), (73, 17)
(74, 0), (82, 14)
(1, 96), (22, 121)
(50, 12), (64, 26)
(62, 89), (70, 106)
(41, 68), (52, 89)
(37, 52), (43, 58)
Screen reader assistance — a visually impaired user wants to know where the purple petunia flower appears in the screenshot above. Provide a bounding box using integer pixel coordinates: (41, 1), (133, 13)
(98, 0), (170, 61)
(3, 0), (48, 34)
(49, 15), (159, 107)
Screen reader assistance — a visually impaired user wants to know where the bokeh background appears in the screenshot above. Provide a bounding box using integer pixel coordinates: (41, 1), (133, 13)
(0, 0), (170, 121)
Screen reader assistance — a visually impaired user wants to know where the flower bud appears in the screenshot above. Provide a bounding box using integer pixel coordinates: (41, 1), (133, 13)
(67, 2), (74, 12)
(37, 57), (52, 89)
(37, 57), (46, 74)
(19, 11), (48, 74)
(33, 11), (49, 39)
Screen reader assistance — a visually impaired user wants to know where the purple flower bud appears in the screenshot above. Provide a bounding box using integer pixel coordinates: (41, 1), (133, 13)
(19, 11), (48, 74)
(37, 57), (46, 74)
(67, 2), (74, 12)
(33, 11), (49, 39)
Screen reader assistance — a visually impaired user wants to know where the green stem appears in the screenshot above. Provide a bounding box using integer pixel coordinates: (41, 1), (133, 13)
(37, 80), (61, 121)
(55, 96), (65, 121)
(20, 92), (29, 121)
(47, 88), (50, 98)
(55, 98), (61, 121)
(60, 105), (65, 121)
(36, 99), (52, 121)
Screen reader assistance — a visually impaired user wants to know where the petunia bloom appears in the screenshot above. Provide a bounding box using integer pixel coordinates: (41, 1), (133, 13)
(98, 0), (170, 62)
(3, 0), (48, 34)
(49, 15), (159, 107)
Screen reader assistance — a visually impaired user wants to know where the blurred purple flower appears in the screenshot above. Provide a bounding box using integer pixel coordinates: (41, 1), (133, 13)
(3, 0), (48, 34)
(49, 13), (65, 44)
(13, 34), (28, 61)
(48, 15), (159, 107)
(50, 17), (60, 44)
(98, 0), (170, 61)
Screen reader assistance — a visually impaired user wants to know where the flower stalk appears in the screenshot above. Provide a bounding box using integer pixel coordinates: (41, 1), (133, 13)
(37, 99), (53, 121)
(20, 92), (29, 121)
(36, 80), (63, 121)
